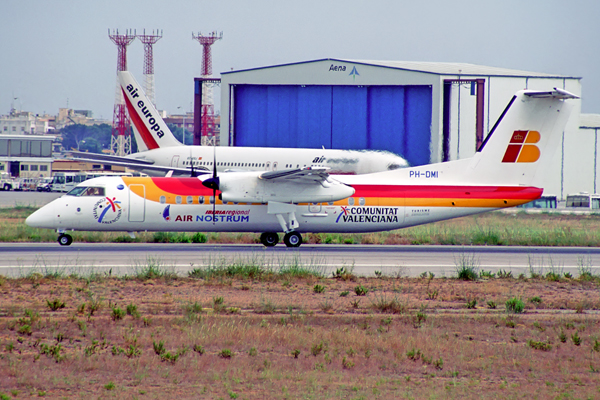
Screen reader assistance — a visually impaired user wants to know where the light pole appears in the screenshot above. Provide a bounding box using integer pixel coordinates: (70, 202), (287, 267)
(177, 106), (186, 145)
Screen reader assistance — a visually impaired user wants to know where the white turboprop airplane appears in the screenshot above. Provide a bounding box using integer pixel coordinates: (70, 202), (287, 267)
(71, 71), (409, 176)
(28, 88), (577, 247)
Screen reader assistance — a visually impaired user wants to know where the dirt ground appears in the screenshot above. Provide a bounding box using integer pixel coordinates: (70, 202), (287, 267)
(1, 274), (600, 399)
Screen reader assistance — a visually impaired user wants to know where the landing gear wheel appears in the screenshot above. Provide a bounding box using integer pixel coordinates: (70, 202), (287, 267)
(260, 232), (279, 247)
(283, 231), (302, 248)
(58, 234), (73, 246)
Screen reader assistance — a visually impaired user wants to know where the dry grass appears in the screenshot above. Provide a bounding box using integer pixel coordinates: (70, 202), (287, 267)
(4, 206), (600, 246)
(1, 274), (600, 398)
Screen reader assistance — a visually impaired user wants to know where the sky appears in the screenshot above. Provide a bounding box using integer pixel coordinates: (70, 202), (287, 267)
(1, 0), (599, 120)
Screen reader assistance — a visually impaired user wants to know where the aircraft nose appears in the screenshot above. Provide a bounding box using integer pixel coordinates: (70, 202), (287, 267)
(26, 207), (56, 229)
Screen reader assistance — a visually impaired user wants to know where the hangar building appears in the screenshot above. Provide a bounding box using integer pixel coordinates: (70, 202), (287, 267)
(219, 59), (583, 198)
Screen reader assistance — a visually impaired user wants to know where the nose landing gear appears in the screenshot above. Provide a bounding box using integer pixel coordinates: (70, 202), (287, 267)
(58, 233), (73, 246)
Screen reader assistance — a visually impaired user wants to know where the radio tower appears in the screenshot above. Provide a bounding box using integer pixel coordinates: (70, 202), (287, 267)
(137, 29), (163, 107)
(109, 29), (136, 156)
(192, 31), (222, 146)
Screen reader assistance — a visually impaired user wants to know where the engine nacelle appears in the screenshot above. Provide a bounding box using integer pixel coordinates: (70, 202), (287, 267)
(215, 172), (355, 203)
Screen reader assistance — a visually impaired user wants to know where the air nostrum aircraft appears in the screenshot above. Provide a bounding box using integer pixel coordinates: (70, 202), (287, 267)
(27, 87), (577, 247)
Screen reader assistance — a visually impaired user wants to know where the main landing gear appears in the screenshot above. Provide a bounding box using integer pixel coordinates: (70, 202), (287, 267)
(261, 202), (304, 248)
(58, 233), (73, 246)
(259, 231), (303, 248)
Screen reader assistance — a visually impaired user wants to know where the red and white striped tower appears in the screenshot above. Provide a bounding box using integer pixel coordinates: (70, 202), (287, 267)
(192, 31), (222, 146)
(108, 29), (136, 156)
(137, 29), (163, 107)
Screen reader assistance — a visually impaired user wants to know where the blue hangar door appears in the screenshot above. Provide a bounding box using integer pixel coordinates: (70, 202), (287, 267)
(233, 85), (432, 166)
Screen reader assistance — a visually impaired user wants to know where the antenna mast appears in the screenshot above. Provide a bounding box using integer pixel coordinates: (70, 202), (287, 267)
(137, 29), (163, 107)
(108, 29), (136, 156)
(192, 31), (222, 146)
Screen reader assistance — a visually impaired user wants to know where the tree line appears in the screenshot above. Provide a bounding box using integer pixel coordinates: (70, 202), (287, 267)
(58, 123), (188, 153)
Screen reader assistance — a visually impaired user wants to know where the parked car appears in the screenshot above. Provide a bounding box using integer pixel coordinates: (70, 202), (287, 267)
(16, 177), (39, 191)
(36, 177), (53, 192)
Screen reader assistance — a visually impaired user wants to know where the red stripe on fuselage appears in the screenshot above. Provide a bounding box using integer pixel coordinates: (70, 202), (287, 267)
(351, 185), (542, 200)
(151, 177), (215, 195)
(122, 88), (160, 150)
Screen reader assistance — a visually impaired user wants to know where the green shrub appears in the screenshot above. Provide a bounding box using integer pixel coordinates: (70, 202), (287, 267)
(354, 285), (368, 296)
(126, 303), (140, 318)
(505, 297), (525, 313)
(313, 284), (326, 294)
(527, 340), (552, 351)
(111, 306), (125, 321)
(191, 232), (207, 243)
(219, 348), (233, 359)
(46, 299), (65, 311)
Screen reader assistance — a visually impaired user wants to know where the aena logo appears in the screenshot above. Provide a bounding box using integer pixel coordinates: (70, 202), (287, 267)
(501, 130), (540, 163)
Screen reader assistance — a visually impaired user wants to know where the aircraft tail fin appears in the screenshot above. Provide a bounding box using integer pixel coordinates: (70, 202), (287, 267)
(462, 88), (578, 187)
(118, 71), (182, 150)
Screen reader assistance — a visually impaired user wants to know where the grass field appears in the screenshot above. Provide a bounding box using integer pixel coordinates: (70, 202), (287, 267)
(3, 206), (600, 247)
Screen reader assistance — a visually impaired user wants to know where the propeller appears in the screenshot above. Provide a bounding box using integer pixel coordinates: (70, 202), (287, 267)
(201, 146), (219, 223)
(189, 148), (198, 178)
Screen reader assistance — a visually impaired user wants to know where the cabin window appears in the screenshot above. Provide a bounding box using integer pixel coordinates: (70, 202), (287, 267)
(348, 197), (355, 206)
(198, 196), (204, 204)
(209, 196), (215, 204)
(186, 196), (193, 204)
(359, 197), (366, 206)
(176, 196), (182, 204)
(160, 196), (166, 204)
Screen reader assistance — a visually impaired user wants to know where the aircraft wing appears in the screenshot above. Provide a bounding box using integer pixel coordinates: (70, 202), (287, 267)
(69, 151), (210, 176)
(259, 167), (331, 183)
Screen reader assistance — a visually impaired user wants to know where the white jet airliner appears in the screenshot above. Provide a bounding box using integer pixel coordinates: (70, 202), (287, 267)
(28, 88), (577, 247)
(71, 71), (408, 176)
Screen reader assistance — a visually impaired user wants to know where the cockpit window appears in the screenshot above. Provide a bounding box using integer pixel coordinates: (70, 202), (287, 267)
(66, 186), (87, 196)
(66, 186), (105, 197)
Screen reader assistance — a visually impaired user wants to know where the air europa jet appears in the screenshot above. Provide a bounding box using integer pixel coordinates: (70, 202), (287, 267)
(70, 71), (408, 176)
(27, 88), (577, 247)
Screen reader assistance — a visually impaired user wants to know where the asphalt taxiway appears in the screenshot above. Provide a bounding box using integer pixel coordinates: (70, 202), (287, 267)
(1, 242), (599, 278)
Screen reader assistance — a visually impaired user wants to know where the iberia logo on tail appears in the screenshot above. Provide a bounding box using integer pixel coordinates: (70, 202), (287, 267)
(501, 130), (541, 163)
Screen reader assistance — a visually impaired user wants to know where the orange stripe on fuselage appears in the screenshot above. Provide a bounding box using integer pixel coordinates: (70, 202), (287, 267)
(121, 177), (542, 207)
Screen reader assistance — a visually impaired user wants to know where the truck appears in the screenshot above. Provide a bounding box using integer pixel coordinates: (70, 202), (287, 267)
(0, 172), (21, 191)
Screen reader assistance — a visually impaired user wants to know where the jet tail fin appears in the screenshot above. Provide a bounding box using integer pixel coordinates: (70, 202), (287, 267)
(118, 71), (182, 150)
(462, 88), (578, 187)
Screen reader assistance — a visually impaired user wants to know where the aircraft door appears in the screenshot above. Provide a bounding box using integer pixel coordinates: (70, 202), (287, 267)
(171, 155), (180, 167)
(128, 184), (146, 222)
(308, 203), (322, 213)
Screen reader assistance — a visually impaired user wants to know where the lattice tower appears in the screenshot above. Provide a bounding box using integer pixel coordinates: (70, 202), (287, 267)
(137, 29), (163, 107)
(108, 29), (136, 156)
(192, 31), (222, 146)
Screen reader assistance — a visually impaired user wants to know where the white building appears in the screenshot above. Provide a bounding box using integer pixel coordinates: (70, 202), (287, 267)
(219, 58), (583, 198)
(0, 135), (55, 178)
(0, 111), (50, 135)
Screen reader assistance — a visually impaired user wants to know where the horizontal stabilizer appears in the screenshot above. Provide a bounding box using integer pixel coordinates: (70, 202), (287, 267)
(524, 88), (579, 99)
